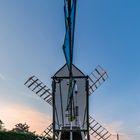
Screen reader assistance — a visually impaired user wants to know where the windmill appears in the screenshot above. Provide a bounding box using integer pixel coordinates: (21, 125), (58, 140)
(25, 0), (111, 140)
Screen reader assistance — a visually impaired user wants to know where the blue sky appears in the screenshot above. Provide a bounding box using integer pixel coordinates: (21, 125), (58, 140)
(0, 0), (140, 139)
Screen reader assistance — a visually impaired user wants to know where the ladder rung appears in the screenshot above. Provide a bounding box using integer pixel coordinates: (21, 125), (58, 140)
(94, 126), (102, 132)
(32, 82), (42, 91)
(104, 134), (111, 140)
(98, 131), (108, 140)
(36, 85), (46, 94)
(40, 89), (50, 97)
(28, 79), (38, 88)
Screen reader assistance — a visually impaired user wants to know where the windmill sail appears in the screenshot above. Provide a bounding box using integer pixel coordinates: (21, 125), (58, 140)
(35, 123), (58, 140)
(63, 0), (77, 73)
(24, 76), (52, 106)
(89, 65), (108, 95)
(89, 116), (111, 140)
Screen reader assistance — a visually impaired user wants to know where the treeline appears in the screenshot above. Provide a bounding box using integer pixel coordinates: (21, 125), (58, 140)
(0, 120), (52, 140)
(0, 131), (37, 140)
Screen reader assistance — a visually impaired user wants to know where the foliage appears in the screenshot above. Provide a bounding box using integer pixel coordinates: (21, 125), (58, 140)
(12, 123), (29, 133)
(0, 121), (52, 140)
(0, 120), (4, 130)
(0, 131), (37, 140)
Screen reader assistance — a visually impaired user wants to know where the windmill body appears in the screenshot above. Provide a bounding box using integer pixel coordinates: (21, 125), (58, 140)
(52, 64), (89, 140)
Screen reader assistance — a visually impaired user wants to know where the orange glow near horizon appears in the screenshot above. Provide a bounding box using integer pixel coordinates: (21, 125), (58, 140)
(0, 102), (51, 134)
(0, 102), (134, 139)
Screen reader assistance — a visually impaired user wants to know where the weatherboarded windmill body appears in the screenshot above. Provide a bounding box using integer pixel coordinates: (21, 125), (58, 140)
(25, 0), (111, 140)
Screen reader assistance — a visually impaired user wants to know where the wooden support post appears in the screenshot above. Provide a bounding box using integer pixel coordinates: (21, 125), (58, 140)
(117, 134), (119, 140)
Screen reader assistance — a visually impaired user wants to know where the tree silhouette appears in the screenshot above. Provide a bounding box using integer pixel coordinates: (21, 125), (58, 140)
(12, 122), (29, 133)
(0, 120), (4, 130)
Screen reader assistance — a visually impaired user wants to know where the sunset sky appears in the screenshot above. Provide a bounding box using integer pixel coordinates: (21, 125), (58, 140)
(0, 0), (140, 139)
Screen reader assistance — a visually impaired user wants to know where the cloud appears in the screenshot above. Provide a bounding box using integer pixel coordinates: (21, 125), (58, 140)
(0, 103), (51, 134)
(19, 91), (40, 101)
(89, 120), (135, 140)
(108, 134), (134, 140)
(0, 101), (137, 139)
(0, 73), (6, 81)
(106, 121), (124, 133)
(105, 121), (135, 140)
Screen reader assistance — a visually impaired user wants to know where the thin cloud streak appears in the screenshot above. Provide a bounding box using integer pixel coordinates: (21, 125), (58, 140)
(0, 73), (6, 81)
(106, 121), (134, 140)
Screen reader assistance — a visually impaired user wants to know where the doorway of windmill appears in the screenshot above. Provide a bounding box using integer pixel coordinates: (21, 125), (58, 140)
(60, 131), (82, 140)
(60, 126), (83, 140)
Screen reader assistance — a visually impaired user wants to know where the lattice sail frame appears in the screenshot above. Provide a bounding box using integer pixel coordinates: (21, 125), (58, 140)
(35, 124), (54, 140)
(24, 76), (52, 106)
(24, 65), (111, 140)
(89, 116), (111, 140)
(89, 65), (108, 95)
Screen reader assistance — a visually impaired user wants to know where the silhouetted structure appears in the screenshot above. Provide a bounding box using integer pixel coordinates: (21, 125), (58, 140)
(25, 0), (111, 140)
